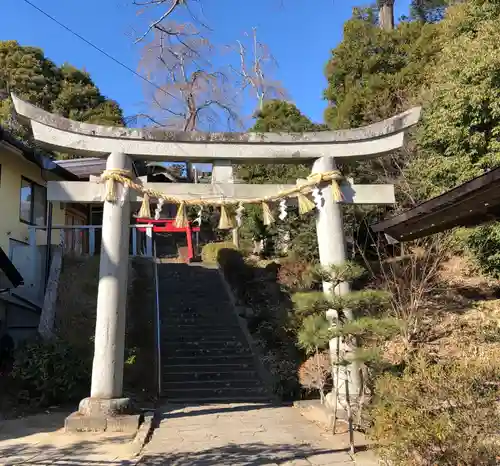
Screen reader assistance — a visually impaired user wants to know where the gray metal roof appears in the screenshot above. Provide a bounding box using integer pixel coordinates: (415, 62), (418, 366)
(55, 157), (140, 179)
(55, 157), (107, 179)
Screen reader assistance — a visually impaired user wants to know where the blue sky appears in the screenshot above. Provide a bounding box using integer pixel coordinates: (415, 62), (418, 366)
(2, 0), (411, 128)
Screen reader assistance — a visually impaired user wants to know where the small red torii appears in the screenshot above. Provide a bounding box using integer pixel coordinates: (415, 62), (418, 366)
(135, 218), (200, 262)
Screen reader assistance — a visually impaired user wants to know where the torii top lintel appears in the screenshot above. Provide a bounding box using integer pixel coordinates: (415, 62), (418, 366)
(12, 94), (421, 163)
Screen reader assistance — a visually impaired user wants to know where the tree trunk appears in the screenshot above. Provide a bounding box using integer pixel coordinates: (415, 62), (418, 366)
(379, 1), (395, 31)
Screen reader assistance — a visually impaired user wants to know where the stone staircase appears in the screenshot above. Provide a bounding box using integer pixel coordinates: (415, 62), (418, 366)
(157, 262), (271, 403)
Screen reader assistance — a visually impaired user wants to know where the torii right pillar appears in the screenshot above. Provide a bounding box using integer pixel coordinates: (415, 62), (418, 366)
(312, 156), (364, 411)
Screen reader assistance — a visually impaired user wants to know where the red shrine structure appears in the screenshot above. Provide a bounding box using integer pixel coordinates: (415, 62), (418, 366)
(135, 217), (200, 262)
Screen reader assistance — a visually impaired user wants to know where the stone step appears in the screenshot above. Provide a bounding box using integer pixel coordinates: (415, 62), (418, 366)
(157, 287), (229, 294)
(160, 321), (240, 327)
(162, 348), (253, 358)
(161, 316), (239, 323)
(162, 362), (257, 373)
(159, 289), (228, 293)
(160, 334), (244, 342)
(158, 288), (228, 295)
(162, 387), (270, 402)
(161, 341), (248, 350)
(161, 344), (249, 352)
(160, 323), (240, 329)
(156, 263), (266, 401)
(161, 327), (239, 334)
(160, 324), (240, 330)
(162, 354), (256, 366)
(162, 395), (271, 403)
(161, 318), (237, 325)
(164, 370), (259, 382)
(162, 379), (264, 389)
(161, 324), (239, 331)
(160, 336), (243, 344)
(161, 310), (234, 316)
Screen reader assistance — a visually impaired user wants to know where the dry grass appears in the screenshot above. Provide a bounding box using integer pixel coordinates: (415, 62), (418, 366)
(381, 254), (500, 365)
(371, 255), (500, 465)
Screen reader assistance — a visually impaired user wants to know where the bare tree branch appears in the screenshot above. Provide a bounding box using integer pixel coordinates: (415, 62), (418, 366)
(134, 0), (212, 42)
(134, 0), (184, 42)
(228, 27), (288, 114)
(138, 27), (242, 131)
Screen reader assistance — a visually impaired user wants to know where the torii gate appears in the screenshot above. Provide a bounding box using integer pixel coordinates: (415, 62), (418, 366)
(12, 95), (420, 429)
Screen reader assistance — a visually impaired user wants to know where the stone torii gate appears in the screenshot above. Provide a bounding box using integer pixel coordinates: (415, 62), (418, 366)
(12, 95), (420, 430)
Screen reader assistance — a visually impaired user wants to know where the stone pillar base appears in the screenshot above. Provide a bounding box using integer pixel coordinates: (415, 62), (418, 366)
(65, 397), (141, 433)
(79, 397), (134, 416)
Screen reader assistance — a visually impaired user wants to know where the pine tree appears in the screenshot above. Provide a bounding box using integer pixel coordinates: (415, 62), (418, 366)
(294, 262), (400, 448)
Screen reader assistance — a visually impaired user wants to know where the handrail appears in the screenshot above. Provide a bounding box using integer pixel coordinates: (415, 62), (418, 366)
(153, 240), (162, 397)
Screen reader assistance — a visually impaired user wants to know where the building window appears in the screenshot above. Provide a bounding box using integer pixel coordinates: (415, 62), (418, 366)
(19, 177), (47, 226)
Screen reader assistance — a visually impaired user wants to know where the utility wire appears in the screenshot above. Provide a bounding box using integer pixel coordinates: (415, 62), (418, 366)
(20, 0), (180, 102)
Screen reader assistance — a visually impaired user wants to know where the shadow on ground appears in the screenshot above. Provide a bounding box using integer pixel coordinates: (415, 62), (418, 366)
(159, 401), (286, 420)
(138, 401), (376, 466)
(0, 411), (137, 465)
(139, 443), (354, 466)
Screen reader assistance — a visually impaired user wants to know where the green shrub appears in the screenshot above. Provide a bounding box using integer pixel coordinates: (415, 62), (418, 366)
(370, 354), (500, 465)
(261, 349), (300, 400)
(11, 337), (91, 407)
(217, 246), (254, 299)
(201, 241), (237, 264)
(465, 224), (500, 278)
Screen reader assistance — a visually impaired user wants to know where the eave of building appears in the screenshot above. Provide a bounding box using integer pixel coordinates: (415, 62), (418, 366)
(371, 167), (500, 241)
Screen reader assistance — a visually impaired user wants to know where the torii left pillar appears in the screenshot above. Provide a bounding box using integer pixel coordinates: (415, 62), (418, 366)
(66, 152), (140, 432)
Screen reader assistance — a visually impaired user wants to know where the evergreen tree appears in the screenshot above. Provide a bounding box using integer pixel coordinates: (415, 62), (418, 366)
(411, 0), (500, 276)
(0, 41), (123, 155)
(52, 64), (123, 126)
(323, 0), (500, 274)
(238, 100), (326, 185)
(410, 0), (448, 22)
(236, 100), (326, 259)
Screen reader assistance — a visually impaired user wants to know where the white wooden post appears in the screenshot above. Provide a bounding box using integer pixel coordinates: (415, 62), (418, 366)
(28, 225), (37, 273)
(89, 227), (96, 256)
(27, 226), (39, 302)
(145, 225), (153, 257)
(131, 227), (138, 257)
